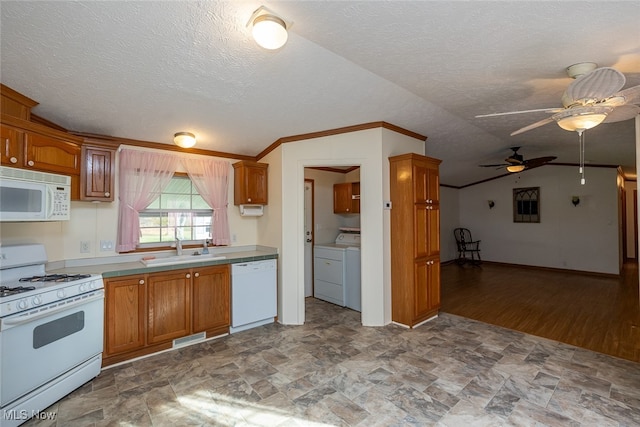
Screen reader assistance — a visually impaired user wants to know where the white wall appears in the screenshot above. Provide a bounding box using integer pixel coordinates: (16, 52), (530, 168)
(277, 127), (424, 326)
(458, 165), (619, 274)
(439, 186), (460, 262)
(0, 147), (259, 261)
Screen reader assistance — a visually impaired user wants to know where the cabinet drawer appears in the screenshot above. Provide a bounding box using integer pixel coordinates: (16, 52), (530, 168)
(314, 258), (343, 284)
(314, 247), (344, 261)
(314, 279), (344, 306)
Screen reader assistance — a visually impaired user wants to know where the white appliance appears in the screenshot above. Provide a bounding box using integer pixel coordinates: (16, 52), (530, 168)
(0, 244), (104, 427)
(314, 231), (361, 311)
(239, 205), (264, 216)
(0, 166), (71, 222)
(230, 259), (277, 333)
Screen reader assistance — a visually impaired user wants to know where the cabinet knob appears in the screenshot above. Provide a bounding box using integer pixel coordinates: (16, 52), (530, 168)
(27, 160), (34, 167)
(186, 273), (191, 279)
(346, 208), (350, 212)
(138, 279), (145, 285)
(247, 197), (252, 202)
(9, 156), (17, 164)
(194, 272), (200, 278)
(105, 192), (110, 197)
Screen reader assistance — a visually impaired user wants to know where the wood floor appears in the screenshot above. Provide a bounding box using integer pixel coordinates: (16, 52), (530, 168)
(440, 261), (640, 364)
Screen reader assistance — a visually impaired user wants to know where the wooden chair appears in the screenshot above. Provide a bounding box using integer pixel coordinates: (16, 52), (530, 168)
(453, 228), (481, 265)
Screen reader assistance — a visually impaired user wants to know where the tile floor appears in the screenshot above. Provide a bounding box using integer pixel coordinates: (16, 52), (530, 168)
(22, 299), (640, 426)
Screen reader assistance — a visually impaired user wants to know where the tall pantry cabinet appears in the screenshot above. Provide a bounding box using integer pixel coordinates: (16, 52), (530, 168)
(389, 153), (441, 328)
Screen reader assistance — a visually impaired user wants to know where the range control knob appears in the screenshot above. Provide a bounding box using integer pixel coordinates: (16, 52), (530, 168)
(57, 289), (66, 299)
(17, 299), (28, 310)
(90, 281), (97, 289)
(79, 283), (87, 292)
(32, 295), (42, 306)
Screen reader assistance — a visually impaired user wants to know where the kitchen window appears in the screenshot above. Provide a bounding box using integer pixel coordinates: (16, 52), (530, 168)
(138, 175), (213, 245)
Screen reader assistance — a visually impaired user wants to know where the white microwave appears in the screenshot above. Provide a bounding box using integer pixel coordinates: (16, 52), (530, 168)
(0, 166), (71, 221)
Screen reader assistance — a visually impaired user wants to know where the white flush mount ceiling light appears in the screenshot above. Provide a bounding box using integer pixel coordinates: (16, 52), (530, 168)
(248, 6), (290, 50)
(173, 132), (196, 148)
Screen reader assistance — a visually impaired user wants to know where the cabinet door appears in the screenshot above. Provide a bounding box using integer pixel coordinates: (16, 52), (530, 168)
(104, 276), (146, 356)
(414, 258), (440, 319)
(192, 265), (230, 333)
(427, 166), (440, 203)
(245, 165), (268, 204)
(0, 124), (22, 166)
(428, 258), (441, 311)
(24, 132), (80, 175)
(333, 183), (352, 213)
(81, 145), (115, 201)
(147, 270), (191, 344)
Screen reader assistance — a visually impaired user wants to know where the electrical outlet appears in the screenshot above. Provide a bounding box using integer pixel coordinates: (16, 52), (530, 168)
(80, 241), (90, 253)
(232, 234), (237, 243)
(100, 240), (114, 251)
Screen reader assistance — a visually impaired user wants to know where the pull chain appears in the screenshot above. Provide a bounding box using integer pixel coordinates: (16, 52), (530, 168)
(578, 129), (586, 185)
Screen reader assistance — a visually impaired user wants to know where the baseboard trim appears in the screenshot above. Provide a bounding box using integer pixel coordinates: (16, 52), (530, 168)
(479, 260), (620, 279)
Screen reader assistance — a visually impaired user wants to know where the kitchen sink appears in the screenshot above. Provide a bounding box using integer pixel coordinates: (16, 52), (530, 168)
(140, 253), (226, 267)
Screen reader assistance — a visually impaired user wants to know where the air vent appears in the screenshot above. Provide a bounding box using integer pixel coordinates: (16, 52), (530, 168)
(0, 166), (70, 185)
(172, 332), (206, 348)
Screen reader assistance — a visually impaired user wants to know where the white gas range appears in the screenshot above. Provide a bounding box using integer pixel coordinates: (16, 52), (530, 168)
(0, 244), (104, 427)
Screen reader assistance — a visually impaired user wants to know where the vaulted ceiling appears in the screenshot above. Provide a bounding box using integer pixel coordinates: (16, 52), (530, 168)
(1, 1), (638, 186)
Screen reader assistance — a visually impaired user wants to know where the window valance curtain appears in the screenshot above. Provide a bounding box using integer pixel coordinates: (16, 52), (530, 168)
(116, 149), (178, 252)
(183, 158), (231, 246)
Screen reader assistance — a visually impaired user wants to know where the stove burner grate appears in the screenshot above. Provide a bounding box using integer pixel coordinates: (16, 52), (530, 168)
(19, 274), (92, 283)
(0, 285), (37, 297)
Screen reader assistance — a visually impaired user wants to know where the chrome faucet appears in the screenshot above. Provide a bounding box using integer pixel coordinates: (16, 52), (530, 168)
(202, 239), (209, 254)
(176, 237), (183, 256)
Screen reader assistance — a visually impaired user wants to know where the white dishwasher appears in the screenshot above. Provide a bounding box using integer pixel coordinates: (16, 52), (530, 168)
(231, 259), (277, 333)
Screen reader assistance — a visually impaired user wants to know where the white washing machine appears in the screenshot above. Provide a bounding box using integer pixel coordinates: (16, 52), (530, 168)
(313, 232), (361, 311)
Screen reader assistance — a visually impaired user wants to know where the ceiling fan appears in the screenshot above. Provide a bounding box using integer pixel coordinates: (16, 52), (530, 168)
(479, 147), (557, 173)
(477, 63), (640, 136)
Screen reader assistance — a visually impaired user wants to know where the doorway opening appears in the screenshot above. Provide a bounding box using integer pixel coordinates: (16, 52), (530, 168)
(304, 166), (362, 319)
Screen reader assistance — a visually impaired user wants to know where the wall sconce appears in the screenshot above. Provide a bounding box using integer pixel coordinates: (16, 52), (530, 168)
(248, 6), (290, 50)
(488, 200), (495, 209)
(173, 132), (196, 148)
(571, 196), (580, 207)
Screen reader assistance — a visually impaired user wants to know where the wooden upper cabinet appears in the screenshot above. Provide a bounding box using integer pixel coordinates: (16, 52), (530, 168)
(233, 161), (268, 205)
(333, 182), (360, 214)
(0, 84), (38, 120)
(81, 144), (116, 201)
(24, 132), (80, 175)
(0, 124), (23, 166)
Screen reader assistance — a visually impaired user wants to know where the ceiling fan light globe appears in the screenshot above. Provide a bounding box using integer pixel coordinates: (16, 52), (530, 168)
(553, 106), (613, 132)
(506, 164), (526, 173)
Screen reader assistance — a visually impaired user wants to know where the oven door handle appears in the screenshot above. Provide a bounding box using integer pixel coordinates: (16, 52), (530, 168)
(1, 291), (104, 328)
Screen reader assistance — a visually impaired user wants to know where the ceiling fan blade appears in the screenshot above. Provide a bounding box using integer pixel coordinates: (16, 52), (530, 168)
(479, 163), (509, 168)
(603, 104), (640, 123)
(615, 85), (640, 105)
(510, 117), (555, 136)
(524, 156), (557, 168)
(564, 67), (626, 104)
(476, 107), (562, 118)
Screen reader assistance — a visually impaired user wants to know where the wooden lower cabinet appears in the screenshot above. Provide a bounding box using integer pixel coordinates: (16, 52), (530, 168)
(192, 265), (230, 333)
(103, 264), (230, 366)
(104, 275), (146, 356)
(147, 270), (191, 344)
(414, 257), (441, 319)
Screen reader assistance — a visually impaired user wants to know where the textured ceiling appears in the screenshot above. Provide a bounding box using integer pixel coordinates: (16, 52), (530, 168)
(1, 1), (639, 187)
